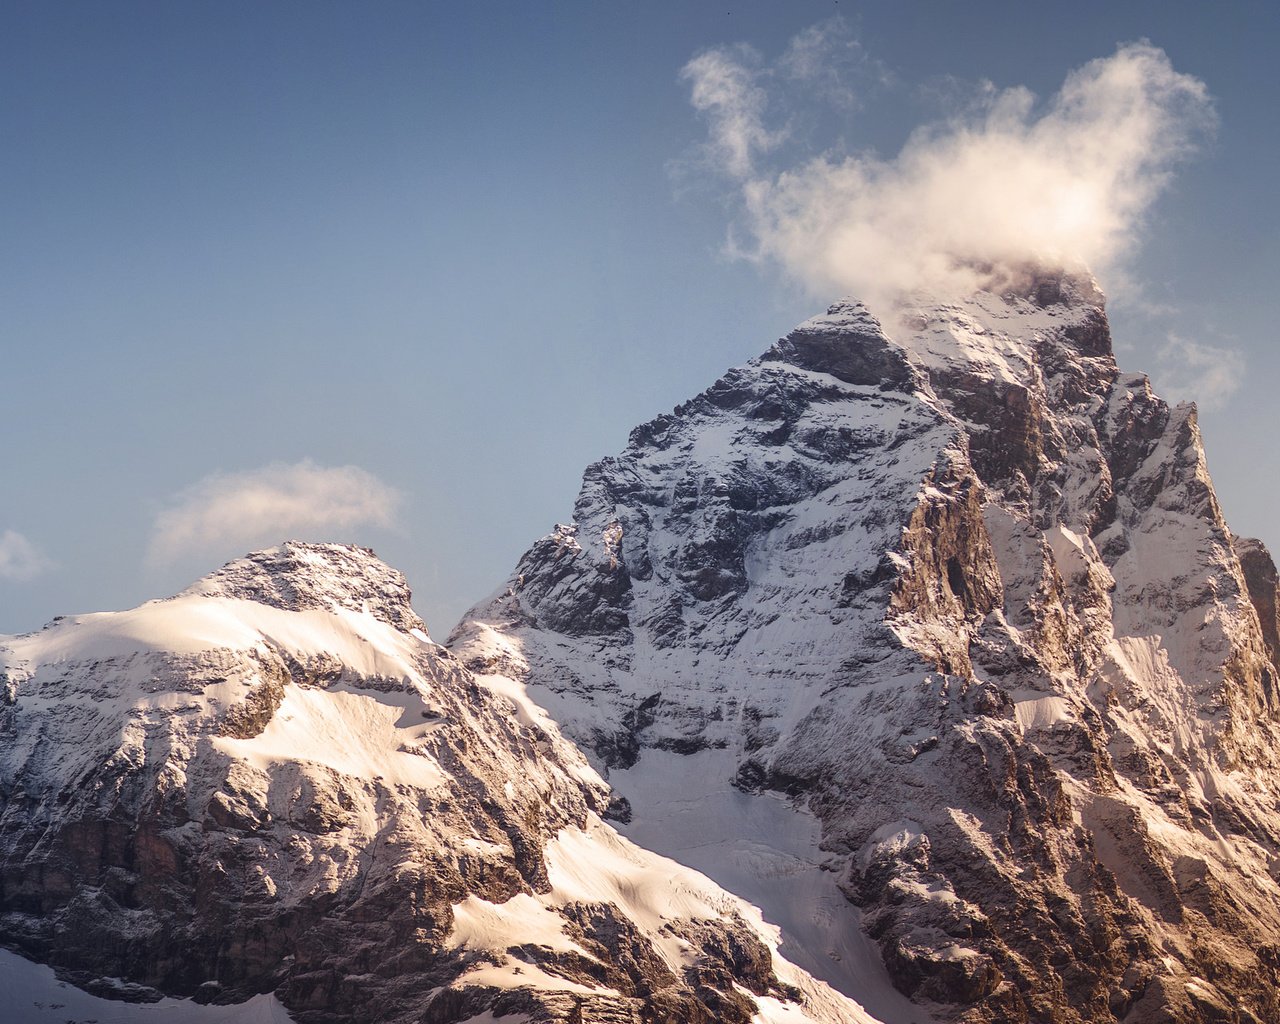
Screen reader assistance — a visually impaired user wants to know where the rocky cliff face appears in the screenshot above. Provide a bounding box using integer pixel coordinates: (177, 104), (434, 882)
(453, 271), (1280, 1024)
(0, 543), (877, 1024)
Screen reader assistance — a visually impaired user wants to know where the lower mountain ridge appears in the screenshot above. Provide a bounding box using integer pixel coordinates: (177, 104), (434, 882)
(0, 543), (872, 1024)
(7, 271), (1280, 1024)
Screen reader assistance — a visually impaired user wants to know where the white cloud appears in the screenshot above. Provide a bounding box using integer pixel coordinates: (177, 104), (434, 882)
(778, 17), (883, 108)
(683, 36), (1215, 309)
(681, 44), (782, 179)
(149, 460), (399, 567)
(0, 530), (51, 582)
(1154, 334), (1244, 411)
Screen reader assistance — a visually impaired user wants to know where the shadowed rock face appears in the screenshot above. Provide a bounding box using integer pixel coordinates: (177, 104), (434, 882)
(762, 302), (919, 391)
(0, 543), (870, 1024)
(1233, 536), (1280, 712)
(454, 272), (1280, 1024)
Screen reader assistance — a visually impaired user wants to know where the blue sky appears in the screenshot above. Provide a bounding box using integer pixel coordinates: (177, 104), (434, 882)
(2, 1), (1278, 635)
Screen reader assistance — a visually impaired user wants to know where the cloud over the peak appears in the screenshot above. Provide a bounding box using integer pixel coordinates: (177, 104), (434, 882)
(0, 530), (51, 582)
(149, 461), (399, 567)
(682, 44), (781, 179)
(683, 35), (1214, 306)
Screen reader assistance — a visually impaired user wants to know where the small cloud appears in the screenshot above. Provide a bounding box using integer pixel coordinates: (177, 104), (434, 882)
(1154, 334), (1244, 411)
(149, 460), (400, 568)
(779, 16), (885, 108)
(0, 530), (51, 582)
(681, 43), (783, 180)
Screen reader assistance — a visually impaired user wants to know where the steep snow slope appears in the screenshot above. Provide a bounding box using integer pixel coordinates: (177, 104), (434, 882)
(0, 543), (882, 1024)
(452, 270), (1280, 1024)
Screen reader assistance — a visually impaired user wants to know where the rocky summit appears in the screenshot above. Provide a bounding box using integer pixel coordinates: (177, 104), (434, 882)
(6, 270), (1280, 1024)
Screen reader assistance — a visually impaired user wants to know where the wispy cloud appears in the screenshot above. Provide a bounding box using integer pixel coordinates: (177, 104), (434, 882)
(149, 460), (399, 567)
(0, 530), (51, 582)
(1154, 334), (1244, 411)
(681, 43), (782, 179)
(778, 17), (886, 109)
(679, 18), (881, 183)
(682, 32), (1215, 309)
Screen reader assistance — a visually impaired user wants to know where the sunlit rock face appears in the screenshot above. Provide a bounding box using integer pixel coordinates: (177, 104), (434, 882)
(0, 542), (877, 1024)
(454, 270), (1280, 1024)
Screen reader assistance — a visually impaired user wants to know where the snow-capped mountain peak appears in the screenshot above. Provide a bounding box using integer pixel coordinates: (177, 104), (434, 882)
(453, 271), (1280, 1023)
(6, 270), (1280, 1024)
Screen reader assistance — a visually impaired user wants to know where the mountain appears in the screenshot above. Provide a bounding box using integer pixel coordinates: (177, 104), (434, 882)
(452, 269), (1280, 1024)
(7, 269), (1280, 1024)
(0, 543), (876, 1024)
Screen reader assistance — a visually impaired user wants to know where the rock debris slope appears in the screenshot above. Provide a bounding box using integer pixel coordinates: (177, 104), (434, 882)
(0, 543), (878, 1024)
(453, 270), (1280, 1024)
